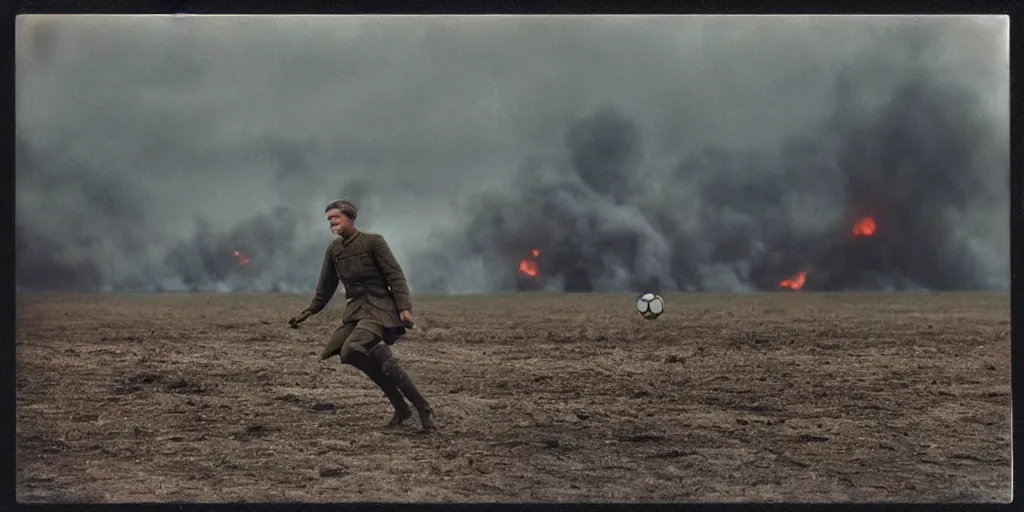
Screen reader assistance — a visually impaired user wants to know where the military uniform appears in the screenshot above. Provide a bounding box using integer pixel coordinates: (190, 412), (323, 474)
(306, 230), (412, 361)
(298, 229), (435, 430)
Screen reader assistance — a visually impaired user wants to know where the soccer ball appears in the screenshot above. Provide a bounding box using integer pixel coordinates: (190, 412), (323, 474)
(636, 293), (665, 320)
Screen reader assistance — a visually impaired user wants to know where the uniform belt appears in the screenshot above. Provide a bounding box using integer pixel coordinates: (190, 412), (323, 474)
(345, 283), (392, 299)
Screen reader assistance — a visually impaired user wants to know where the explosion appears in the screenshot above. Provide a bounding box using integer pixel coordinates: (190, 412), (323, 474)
(518, 249), (540, 278)
(852, 217), (877, 237)
(779, 270), (807, 291)
(232, 249), (250, 266)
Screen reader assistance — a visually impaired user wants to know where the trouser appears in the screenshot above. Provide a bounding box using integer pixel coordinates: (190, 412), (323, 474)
(319, 321), (434, 428)
(320, 320), (382, 363)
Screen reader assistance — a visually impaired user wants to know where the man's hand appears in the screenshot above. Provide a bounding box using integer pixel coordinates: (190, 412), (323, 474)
(288, 310), (312, 328)
(399, 310), (415, 328)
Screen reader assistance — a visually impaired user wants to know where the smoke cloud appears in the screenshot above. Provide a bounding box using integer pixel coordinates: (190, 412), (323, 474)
(15, 15), (1009, 294)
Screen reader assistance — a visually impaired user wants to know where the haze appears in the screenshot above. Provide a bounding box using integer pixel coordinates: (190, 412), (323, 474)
(15, 15), (1010, 293)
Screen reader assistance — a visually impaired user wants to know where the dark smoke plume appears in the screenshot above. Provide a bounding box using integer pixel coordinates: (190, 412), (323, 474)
(14, 16), (1008, 294)
(411, 69), (1009, 293)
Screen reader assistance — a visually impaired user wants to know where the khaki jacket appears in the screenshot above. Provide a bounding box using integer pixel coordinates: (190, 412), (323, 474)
(306, 231), (412, 339)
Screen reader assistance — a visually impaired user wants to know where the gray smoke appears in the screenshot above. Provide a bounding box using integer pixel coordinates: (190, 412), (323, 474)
(410, 27), (1010, 293)
(414, 71), (1009, 292)
(15, 16), (1009, 294)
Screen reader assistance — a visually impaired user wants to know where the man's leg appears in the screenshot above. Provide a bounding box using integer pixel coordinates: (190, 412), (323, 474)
(348, 351), (412, 427)
(320, 323), (356, 361)
(322, 323), (411, 427)
(367, 342), (436, 431)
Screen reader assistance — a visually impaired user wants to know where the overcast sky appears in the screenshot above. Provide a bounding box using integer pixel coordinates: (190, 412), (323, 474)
(14, 15), (1009, 293)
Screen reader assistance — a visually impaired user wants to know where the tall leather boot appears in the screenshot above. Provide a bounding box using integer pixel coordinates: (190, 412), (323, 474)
(369, 343), (436, 431)
(349, 352), (412, 428)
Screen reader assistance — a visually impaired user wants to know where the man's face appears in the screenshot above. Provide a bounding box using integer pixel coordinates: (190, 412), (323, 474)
(326, 209), (352, 236)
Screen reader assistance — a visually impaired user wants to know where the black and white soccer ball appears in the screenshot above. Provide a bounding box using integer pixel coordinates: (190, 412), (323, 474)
(636, 293), (665, 320)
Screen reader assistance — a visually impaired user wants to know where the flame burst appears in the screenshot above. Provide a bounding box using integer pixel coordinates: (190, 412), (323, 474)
(779, 270), (807, 291)
(518, 249), (540, 278)
(233, 249), (250, 266)
(852, 217), (877, 237)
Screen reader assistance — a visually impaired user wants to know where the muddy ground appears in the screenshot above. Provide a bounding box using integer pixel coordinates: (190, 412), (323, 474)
(15, 292), (1012, 503)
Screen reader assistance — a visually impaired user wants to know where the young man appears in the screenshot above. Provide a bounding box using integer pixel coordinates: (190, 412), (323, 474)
(289, 199), (435, 430)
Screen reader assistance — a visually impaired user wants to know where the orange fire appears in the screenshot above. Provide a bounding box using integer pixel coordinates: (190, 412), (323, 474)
(518, 249), (540, 278)
(233, 249), (250, 266)
(779, 270), (807, 290)
(852, 217), (877, 237)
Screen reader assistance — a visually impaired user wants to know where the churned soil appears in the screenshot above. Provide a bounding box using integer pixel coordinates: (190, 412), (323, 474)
(15, 292), (1011, 503)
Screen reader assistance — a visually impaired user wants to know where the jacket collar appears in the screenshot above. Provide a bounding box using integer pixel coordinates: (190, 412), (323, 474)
(341, 229), (361, 247)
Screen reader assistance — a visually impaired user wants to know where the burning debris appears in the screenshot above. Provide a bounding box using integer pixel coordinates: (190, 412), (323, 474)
(518, 249), (540, 278)
(852, 217), (877, 237)
(777, 217), (882, 291)
(515, 249), (544, 291)
(779, 271), (807, 291)
(232, 250), (250, 266)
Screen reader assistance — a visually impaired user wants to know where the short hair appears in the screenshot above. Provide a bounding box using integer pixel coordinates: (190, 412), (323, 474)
(325, 199), (358, 220)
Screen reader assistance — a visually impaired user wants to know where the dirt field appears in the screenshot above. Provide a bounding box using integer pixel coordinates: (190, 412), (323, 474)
(15, 292), (1011, 503)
